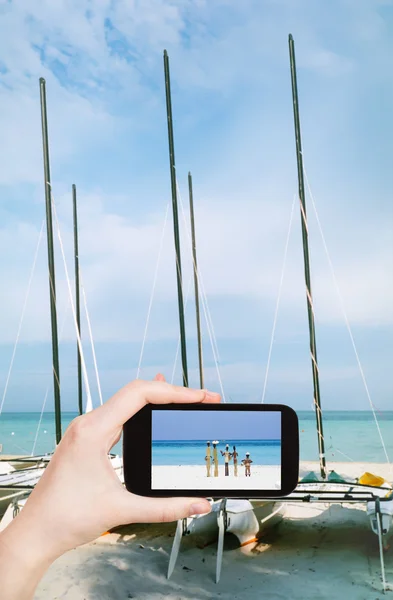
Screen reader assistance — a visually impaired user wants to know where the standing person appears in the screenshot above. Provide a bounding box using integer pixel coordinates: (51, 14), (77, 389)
(231, 445), (239, 477)
(220, 444), (232, 476)
(212, 440), (219, 477)
(205, 441), (211, 477)
(241, 452), (253, 477)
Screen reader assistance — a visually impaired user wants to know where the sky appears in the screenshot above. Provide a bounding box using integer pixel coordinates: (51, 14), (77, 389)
(152, 409), (281, 440)
(0, 0), (392, 416)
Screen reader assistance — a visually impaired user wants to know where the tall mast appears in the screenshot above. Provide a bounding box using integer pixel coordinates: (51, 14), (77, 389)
(188, 172), (204, 389)
(39, 78), (62, 444)
(72, 184), (83, 416)
(288, 34), (327, 480)
(163, 49), (189, 387)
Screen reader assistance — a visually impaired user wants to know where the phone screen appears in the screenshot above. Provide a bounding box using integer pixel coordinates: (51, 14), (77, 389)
(151, 409), (281, 490)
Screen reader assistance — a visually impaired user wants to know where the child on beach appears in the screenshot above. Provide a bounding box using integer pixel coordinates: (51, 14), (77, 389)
(220, 444), (232, 476)
(241, 452), (253, 477)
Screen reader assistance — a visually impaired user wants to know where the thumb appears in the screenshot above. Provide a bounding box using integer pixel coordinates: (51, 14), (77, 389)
(117, 495), (211, 524)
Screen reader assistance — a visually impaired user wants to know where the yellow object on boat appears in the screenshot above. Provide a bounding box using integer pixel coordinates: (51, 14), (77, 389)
(358, 472), (386, 487)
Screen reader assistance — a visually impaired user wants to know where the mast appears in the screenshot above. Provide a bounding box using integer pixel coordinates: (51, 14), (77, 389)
(288, 34), (327, 480)
(163, 49), (189, 387)
(39, 77), (62, 444)
(188, 172), (204, 389)
(72, 184), (83, 416)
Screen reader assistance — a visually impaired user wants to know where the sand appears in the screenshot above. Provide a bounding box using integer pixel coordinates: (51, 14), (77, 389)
(152, 465), (281, 490)
(30, 461), (393, 599)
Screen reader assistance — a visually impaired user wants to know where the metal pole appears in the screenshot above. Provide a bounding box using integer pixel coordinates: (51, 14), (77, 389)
(39, 77), (62, 444)
(288, 34), (327, 479)
(72, 184), (83, 416)
(163, 49), (188, 387)
(188, 172), (204, 389)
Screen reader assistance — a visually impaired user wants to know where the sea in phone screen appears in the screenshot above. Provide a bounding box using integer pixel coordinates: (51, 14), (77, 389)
(151, 410), (281, 490)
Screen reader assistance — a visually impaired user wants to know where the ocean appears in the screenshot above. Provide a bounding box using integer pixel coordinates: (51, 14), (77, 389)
(0, 411), (393, 464)
(152, 440), (281, 466)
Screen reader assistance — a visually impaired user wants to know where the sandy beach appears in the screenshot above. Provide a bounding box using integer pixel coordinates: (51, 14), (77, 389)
(29, 461), (393, 599)
(152, 465), (281, 490)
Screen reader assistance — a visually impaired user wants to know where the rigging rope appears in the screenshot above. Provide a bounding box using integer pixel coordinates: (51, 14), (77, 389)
(175, 180), (226, 401)
(31, 298), (70, 456)
(302, 161), (391, 466)
(0, 221), (45, 417)
(51, 193), (93, 413)
(80, 272), (103, 405)
(261, 194), (296, 403)
(175, 181), (221, 364)
(136, 203), (170, 379)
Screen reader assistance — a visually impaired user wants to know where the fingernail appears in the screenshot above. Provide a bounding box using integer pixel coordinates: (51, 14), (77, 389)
(189, 502), (211, 516)
(205, 390), (220, 398)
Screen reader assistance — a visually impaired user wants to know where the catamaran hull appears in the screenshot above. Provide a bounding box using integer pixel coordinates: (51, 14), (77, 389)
(226, 500), (285, 546)
(367, 499), (393, 549)
(182, 499), (283, 547)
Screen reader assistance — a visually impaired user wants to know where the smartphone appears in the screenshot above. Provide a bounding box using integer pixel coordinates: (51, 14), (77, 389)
(123, 403), (299, 498)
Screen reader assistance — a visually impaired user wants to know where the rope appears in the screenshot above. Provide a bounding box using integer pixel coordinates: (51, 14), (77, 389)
(0, 221), (45, 416)
(261, 194), (296, 403)
(175, 182), (221, 364)
(136, 203), (170, 379)
(175, 180), (226, 401)
(80, 272), (103, 405)
(303, 164), (391, 467)
(51, 193), (93, 413)
(31, 298), (70, 456)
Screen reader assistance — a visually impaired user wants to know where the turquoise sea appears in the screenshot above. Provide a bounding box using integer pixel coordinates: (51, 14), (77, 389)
(152, 440), (281, 466)
(0, 411), (392, 463)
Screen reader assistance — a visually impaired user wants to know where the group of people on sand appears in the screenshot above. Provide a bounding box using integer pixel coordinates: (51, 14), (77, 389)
(204, 441), (253, 477)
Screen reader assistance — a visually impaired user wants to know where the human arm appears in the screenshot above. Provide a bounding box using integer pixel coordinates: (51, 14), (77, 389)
(0, 377), (220, 600)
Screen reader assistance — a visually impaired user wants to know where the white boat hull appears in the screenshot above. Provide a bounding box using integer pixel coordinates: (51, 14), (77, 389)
(367, 499), (393, 549)
(183, 499), (283, 547)
(184, 499), (220, 547)
(226, 499), (284, 546)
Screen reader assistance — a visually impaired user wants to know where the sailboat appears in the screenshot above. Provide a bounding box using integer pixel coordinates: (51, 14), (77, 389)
(282, 31), (393, 553)
(162, 51), (284, 583)
(0, 79), (123, 524)
(0, 78), (61, 515)
(165, 36), (393, 592)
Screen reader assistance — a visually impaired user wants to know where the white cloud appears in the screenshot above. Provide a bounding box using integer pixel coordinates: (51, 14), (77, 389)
(0, 180), (391, 345)
(0, 0), (392, 412)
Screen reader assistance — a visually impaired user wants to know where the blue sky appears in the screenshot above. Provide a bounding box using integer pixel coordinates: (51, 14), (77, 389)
(152, 410), (281, 440)
(0, 1), (392, 416)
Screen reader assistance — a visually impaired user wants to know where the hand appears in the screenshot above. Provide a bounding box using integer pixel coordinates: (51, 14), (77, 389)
(0, 376), (220, 600)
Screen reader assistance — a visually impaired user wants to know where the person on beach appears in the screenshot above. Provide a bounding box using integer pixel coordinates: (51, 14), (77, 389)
(212, 441), (219, 477)
(220, 444), (232, 476)
(205, 441), (211, 477)
(231, 445), (239, 477)
(0, 374), (221, 600)
(241, 452), (253, 477)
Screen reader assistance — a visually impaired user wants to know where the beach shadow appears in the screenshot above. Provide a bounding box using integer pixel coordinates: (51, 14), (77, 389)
(35, 506), (392, 600)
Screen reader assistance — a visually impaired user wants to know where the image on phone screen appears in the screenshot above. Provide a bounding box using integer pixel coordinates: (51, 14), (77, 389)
(151, 409), (281, 490)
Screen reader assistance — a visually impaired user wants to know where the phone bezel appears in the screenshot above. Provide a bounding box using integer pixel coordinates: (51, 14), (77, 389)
(122, 403), (299, 498)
